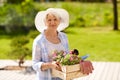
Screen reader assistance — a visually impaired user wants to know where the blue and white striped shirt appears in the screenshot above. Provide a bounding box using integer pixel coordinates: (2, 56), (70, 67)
(32, 31), (69, 80)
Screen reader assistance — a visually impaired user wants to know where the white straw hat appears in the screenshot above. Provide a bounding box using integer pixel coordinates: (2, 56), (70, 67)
(35, 8), (69, 32)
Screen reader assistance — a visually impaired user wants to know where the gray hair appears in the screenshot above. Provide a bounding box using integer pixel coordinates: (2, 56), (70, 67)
(45, 11), (61, 21)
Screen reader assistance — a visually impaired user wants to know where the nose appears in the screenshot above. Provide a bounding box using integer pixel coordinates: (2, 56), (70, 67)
(51, 20), (55, 24)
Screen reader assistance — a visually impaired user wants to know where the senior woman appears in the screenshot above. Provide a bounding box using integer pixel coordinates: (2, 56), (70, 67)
(32, 8), (93, 80)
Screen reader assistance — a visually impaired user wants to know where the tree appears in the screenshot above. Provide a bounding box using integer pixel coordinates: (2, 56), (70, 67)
(9, 36), (31, 67)
(112, 0), (118, 30)
(7, 0), (24, 4)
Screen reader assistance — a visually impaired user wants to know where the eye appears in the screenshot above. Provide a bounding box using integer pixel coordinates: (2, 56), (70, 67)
(48, 19), (51, 21)
(54, 18), (59, 21)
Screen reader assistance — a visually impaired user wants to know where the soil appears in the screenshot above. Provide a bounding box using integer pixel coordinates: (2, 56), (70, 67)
(0, 66), (27, 70)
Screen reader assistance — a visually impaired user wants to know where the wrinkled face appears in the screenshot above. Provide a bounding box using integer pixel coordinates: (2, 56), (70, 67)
(45, 13), (60, 31)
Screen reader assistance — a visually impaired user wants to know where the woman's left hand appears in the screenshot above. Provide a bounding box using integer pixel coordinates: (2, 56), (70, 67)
(80, 60), (94, 75)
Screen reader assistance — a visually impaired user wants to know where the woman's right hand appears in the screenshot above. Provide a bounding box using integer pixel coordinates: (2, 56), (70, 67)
(51, 61), (61, 70)
(51, 61), (61, 71)
(41, 61), (61, 71)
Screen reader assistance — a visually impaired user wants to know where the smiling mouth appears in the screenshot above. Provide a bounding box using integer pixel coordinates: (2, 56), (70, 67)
(51, 25), (56, 27)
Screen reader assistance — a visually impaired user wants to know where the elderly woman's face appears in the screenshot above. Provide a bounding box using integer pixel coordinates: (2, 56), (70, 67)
(45, 13), (60, 30)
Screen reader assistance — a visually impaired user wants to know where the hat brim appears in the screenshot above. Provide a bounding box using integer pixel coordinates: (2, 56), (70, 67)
(35, 8), (69, 32)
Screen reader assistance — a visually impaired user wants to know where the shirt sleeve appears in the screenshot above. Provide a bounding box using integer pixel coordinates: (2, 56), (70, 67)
(32, 40), (43, 72)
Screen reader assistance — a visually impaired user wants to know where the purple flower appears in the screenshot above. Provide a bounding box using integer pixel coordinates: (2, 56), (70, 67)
(53, 53), (57, 57)
(63, 52), (66, 56)
(70, 50), (74, 54)
(70, 56), (73, 61)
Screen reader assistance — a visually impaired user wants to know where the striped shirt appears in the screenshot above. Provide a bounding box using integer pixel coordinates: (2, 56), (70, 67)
(32, 31), (69, 80)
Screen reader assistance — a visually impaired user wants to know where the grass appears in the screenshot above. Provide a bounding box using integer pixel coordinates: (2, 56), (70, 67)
(0, 39), (11, 59)
(66, 27), (120, 62)
(0, 27), (120, 61)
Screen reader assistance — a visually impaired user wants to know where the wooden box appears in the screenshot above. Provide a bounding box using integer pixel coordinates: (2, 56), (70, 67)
(52, 64), (87, 80)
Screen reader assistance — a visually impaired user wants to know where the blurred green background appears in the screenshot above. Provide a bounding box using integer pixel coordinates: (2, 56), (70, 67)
(0, 0), (120, 61)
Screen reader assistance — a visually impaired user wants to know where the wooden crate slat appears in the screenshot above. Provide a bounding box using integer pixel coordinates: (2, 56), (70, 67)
(61, 64), (80, 73)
